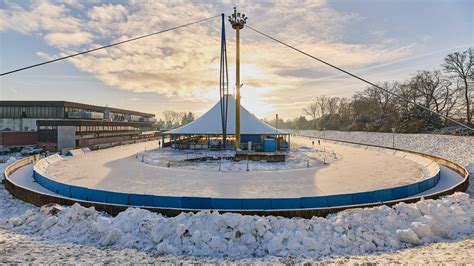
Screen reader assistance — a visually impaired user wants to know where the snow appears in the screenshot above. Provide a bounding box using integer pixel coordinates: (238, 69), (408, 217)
(0, 228), (471, 263)
(0, 131), (472, 262)
(0, 193), (472, 258)
(0, 157), (16, 181)
(294, 130), (473, 166)
(416, 166), (464, 196)
(66, 149), (85, 156)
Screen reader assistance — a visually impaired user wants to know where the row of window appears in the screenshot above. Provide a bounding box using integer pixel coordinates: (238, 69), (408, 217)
(38, 125), (148, 132)
(75, 125), (145, 132)
(38, 126), (58, 130)
(64, 107), (145, 121)
(1, 106), (152, 121)
(0, 106), (64, 118)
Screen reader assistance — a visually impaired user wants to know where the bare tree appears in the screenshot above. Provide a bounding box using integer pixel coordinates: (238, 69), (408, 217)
(303, 102), (319, 129)
(440, 79), (462, 125)
(163, 110), (185, 128)
(315, 96), (329, 117)
(443, 48), (473, 123)
(327, 97), (340, 115)
(372, 82), (398, 116)
(410, 70), (461, 113)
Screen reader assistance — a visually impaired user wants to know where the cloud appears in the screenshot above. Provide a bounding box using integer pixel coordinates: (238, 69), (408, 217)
(0, 0), (419, 118)
(88, 4), (127, 22)
(45, 32), (93, 48)
(0, 1), (81, 34)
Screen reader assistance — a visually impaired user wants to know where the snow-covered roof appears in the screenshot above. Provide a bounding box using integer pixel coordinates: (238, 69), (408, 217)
(166, 95), (287, 135)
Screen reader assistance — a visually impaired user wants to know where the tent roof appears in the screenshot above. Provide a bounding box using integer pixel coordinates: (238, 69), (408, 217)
(166, 95), (287, 135)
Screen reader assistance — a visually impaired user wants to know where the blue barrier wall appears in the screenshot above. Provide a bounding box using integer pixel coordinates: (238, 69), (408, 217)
(33, 169), (440, 210)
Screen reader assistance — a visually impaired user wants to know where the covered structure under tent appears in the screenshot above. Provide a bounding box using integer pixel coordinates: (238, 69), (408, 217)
(163, 95), (290, 152)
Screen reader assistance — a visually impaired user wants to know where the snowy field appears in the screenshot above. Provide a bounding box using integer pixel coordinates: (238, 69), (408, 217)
(0, 131), (472, 263)
(293, 130), (474, 166)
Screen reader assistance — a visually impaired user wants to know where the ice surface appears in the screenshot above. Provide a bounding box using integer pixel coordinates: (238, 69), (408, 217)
(41, 138), (428, 197)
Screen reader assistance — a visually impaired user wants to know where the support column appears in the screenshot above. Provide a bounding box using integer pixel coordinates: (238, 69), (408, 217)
(228, 7), (247, 150)
(235, 26), (241, 149)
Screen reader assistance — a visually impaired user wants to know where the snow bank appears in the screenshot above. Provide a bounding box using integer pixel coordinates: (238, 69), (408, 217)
(34, 154), (63, 175)
(66, 149), (85, 156)
(0, 157), (17, 181)
(1, 193), (472, 258)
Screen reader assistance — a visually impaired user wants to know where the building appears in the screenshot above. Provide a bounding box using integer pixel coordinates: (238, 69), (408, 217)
(0, 101), (155, 131)
(0, 101), (158, 151)
(164, 95), (289, 151)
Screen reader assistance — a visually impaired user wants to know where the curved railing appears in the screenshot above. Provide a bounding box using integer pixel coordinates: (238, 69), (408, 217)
(3, 139), (469, 218)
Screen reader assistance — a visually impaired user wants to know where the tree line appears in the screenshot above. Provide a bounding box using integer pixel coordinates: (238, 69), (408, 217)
(156, 111), (195, 129)
(265, 48), (473, 134)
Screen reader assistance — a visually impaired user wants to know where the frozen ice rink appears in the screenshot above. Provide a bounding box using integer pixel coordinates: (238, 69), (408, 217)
(42, 136), (435, 198)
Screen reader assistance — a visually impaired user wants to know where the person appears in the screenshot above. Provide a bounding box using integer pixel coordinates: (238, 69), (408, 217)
(318, 140), (320, 145)
(312, 140), (314, 146)
(158, 140), (161, 148)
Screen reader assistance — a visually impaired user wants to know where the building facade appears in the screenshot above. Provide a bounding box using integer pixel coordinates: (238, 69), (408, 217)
(0, 101), (158, 151)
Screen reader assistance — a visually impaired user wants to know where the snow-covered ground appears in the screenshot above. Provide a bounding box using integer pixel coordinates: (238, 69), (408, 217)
(0, 157), (16, 181)
(0, 194), (472, 260)
(0, 131), (472, 263)
(293, 130), (473, 166)
(1, 229), (472, 264)
(141, 144), (337, 171)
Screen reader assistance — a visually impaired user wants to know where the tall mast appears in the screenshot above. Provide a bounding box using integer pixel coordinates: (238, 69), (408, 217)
(228, 7), (247, 150)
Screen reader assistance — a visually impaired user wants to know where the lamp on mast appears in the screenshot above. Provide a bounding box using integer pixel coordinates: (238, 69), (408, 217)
(228, 7), (247, 150)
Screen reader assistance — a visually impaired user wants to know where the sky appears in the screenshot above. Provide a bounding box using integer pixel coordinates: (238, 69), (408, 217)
(0, 0), (473, 120)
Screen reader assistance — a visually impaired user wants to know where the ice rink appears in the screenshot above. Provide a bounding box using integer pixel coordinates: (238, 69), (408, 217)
(40, 136), (437, 198)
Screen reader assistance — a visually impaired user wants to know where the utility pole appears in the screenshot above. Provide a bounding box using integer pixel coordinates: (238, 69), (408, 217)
(391, 127), (396, 148)
(228, 7), (247, 150)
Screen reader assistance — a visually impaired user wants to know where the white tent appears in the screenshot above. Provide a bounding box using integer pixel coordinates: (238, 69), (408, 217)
(166, 95), (287, 135)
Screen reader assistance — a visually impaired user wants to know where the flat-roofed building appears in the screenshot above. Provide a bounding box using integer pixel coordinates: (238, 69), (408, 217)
(0, 101), (155, 131)
(0, 101), (158, 151)
(37, 120), (156, 151)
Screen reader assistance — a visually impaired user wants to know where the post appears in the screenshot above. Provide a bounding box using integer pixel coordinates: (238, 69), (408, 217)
(229, 7), (247, 150)
(392, 127), (396, 148)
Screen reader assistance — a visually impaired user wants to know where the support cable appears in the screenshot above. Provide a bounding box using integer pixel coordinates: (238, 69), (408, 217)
(246, 25), (473, 131)
(1, 15), (220, 76)
(219, 13), (230, 149)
